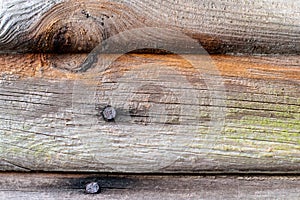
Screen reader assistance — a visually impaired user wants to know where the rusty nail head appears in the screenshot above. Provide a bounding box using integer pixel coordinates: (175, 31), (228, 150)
(101, 105), (116, 121)
(86, 182), (100, 194)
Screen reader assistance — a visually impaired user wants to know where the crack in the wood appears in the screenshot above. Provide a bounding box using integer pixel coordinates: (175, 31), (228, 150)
(0, 158), (31, 171)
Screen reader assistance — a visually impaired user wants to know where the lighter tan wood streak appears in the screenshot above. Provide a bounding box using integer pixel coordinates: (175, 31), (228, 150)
(0, 54), (299, 81)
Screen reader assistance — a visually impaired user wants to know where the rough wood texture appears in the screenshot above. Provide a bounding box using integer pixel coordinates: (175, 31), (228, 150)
(0, 0), (299, 54)
(0, 173), (299, 199)
(0, 54), (299, 172)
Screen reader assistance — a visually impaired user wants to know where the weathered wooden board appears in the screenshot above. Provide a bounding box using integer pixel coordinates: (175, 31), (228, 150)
(0, 0), (299, 54)
(0, 173), (299, 199)
(0, 54), (299, 172)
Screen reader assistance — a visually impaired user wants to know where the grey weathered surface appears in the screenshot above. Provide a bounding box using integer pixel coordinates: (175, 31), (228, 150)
(0, 0), (299, 53)
(0, 54), (299, 172)
(0, 0), (299, 174)
(0, 173), (299, 200)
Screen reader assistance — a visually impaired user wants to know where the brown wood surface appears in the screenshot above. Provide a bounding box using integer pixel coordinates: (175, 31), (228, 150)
(0, 53), (299, 172)
(0, 0), (299, 173)
(0, 0), (299, 54)
(0, 173), (299, 199)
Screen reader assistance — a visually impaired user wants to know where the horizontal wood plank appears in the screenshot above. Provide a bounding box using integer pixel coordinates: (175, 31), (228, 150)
(0, 0), (299, 54)
(0, 53), (299, 172)
(0, 173), (299, 199)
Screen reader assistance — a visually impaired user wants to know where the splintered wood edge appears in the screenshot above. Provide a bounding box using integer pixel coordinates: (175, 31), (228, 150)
(0, 173), (299, 199)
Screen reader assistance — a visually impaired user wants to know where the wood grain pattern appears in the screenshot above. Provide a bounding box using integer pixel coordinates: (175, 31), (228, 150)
(0, 0), (299, 54)
(0, 54), (299, 172)
(0, 173), (299, 199)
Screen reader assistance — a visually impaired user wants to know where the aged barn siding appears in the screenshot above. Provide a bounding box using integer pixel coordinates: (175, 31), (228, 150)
(0, 54), (299, 172)
(0, 0), (299, 173)
(0, 0), (299, 54)
(0, 173), (299, 199)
